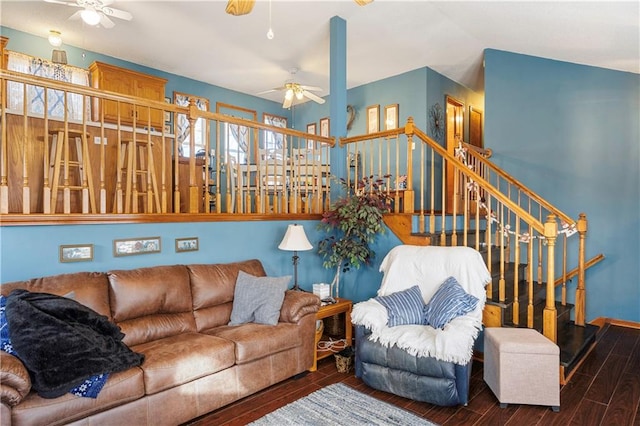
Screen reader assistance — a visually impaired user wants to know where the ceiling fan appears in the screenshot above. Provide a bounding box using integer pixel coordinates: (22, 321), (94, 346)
(259, 70), (325, 109)
(226, 0), (373, 16)
(44, 0), (133, 29)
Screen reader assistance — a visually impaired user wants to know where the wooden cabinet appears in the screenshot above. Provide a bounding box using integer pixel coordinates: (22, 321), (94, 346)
(89, 61), (167, 129)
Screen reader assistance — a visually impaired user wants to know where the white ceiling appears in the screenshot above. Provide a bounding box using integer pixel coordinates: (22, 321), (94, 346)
(1, 0), (638, 105)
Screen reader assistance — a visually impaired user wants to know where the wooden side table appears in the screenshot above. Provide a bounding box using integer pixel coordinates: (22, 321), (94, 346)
(310, 298), (353, 372)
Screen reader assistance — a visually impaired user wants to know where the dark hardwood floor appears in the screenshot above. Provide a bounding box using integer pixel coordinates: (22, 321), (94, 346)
(186, 324), (640, 426)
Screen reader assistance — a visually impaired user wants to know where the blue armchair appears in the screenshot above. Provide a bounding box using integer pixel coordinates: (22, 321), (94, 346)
(352, 245), (491, 406)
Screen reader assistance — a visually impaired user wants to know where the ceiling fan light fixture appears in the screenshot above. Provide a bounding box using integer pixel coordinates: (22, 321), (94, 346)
(285, 88), (294, 101)
(295, 89), (304, 100)
(80, 8), (101, 26)
(48, 30), (62, 47)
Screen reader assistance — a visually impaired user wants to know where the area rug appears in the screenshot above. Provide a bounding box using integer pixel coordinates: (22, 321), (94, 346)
(248, 383), (437, 425)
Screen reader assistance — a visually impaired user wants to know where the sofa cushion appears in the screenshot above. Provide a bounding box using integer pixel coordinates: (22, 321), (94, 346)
(423, 276), (479, 330)
(108, 265), (196, 346)
(132, 332), (235, 395)
(207, 323), (301, 364)
(1, 272), (111, 320)
(11, 367), (144, 426)
(229, 271), (290, 326)
(189, 260), (267, 332)
(374, 285), (425, 327)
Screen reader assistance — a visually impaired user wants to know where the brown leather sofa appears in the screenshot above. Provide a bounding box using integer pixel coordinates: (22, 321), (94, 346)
(0, 259), (320, 426)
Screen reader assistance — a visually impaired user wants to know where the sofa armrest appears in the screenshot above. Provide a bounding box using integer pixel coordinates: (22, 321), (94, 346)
(279, 291), (320, 323)
(0, 351), (31, 406)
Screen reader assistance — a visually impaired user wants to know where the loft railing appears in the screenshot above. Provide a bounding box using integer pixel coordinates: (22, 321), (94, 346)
(0, 70), (334, 217)
(340, 117), (590, 343)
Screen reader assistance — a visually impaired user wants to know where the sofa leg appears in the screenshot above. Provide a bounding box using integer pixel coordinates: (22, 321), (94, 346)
(499, 403), (508, 409)
(552, 406), (560, 412)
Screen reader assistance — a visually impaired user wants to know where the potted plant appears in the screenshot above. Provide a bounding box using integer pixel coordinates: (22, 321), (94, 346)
(317, 175), (391, 298)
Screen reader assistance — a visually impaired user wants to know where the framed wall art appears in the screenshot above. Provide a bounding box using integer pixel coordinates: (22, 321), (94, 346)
(59, 244), (94, 263)
(384, 104), (399, 130)
(113, 237), (161, 257)
(306, 122), (317, 149)
(366, 104), (379, 134)
(176, 237), (199, 253)
(320, 117), (330, 138)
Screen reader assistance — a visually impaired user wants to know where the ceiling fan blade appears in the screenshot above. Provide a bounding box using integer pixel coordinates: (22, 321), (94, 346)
(68, 10), (82, 20)
(257, 86), (286, 95)
(100, 14), (116, 28)
(282, 96), (293, 109)
(102, 6), (132, 21)
(302, 90), (326, 104)
(299, 85), (322, 92)
(44, 0), (80, 6)
(225, 0), (255, 16)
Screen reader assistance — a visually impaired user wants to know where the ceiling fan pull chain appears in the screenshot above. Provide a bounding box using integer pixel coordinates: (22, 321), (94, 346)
(266, 0), (274, 40)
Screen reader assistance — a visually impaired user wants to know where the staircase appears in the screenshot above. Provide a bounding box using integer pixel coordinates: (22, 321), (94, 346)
(339, 117), (604, 386)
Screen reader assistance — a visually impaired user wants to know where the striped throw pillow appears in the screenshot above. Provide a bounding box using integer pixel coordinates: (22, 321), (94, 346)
(423, 276), (479, 329)
(375, 285), (425, 327)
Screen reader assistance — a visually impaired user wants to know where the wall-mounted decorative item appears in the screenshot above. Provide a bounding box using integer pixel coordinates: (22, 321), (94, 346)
(366, 104), (379, 134)
(469, 106), (483, 148)
(306, 122), (316, 149)
(384, 104), (399, 130)
(320, 117), (330, 137)
(346, 105), (356, 131)
(59, 244), (94, 263)
(429, 103), (444, 142)
(176, 237), (199, 252)
(113, 237), (161, 257)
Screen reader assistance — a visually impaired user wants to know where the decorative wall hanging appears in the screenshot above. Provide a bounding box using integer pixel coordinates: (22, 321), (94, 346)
(384, 104), (399, 130)
(113, 237), (161, 257)
(59, 244), (93, 263)
(175, 237), (199, 253)
(429, 103), (444, 142)
(366, 104), (379, 134)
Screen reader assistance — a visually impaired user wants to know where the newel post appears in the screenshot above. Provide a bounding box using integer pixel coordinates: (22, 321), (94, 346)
(575, 213), (588, 326)
(543, 214), (558, 343)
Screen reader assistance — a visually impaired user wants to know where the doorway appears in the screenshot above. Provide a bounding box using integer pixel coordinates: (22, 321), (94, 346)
(445, 96), (464, 214)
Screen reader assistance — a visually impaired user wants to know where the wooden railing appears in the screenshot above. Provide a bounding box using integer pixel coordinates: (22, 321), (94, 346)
(340, 117), (590, 343)
(0, 70), (334, 218)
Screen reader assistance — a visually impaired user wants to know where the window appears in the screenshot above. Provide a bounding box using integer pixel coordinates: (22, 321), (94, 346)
(263, 113), (287, 150)
(216, 103), (257, 165)
(6, 51), (90, 121)
(225, 123), (250, 164)
(174, 92), (209, 157)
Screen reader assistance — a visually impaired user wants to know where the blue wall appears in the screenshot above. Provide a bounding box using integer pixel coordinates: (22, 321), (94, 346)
(484, 49), (640, 322)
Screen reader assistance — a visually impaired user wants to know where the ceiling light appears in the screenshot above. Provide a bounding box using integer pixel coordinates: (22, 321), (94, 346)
(48, 30), (62, 47)
(285, 88), (294, 101)
(80, 8), (101, 26)
(295, 89), (304, 100)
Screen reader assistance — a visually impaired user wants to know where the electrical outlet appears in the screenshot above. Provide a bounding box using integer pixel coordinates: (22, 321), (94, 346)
(411, 142), (415, 150)
(94, 136), (107, 145)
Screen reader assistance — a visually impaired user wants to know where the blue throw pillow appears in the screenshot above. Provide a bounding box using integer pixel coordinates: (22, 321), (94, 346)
(375, 285), (425, 327)
(423, 276), (479, 329)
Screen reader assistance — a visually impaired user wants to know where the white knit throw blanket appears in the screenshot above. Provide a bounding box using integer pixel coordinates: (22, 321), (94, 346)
(351, 245), (491, 366)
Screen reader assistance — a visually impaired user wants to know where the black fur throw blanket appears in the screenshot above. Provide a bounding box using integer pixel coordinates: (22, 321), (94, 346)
(5, 289), (144, 399)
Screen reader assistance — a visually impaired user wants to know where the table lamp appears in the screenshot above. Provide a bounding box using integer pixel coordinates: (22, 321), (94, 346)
(278, 224), (313, 291)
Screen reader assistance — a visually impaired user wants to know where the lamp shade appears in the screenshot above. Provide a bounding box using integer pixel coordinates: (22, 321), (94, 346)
(278, 224), (313, 251)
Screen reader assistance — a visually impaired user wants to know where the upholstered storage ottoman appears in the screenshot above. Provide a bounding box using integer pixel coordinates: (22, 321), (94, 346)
(484, 327), (560, 412)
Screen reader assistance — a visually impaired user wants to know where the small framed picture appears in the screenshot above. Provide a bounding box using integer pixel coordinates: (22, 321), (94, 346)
(366, 104), (380, 134)
(384, 104), (399, 130)
(176, 237), (199, 253)
(113, 237), (161, 257)
(164, 97), (172, 125)
(320, 117), (330, 138)
(306, 122), (316, 149)
(59, 244), (94, 263)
